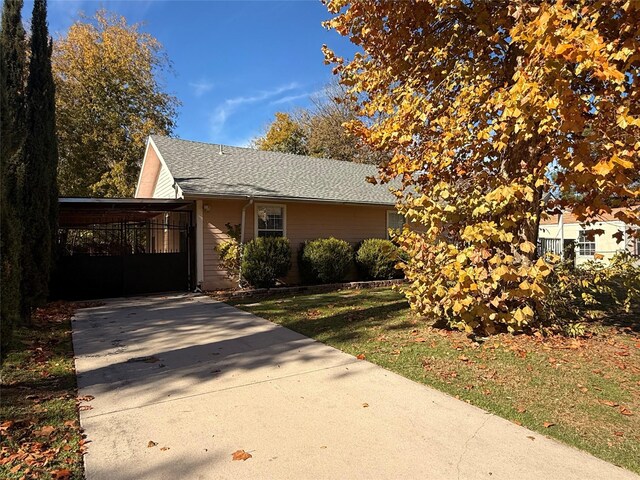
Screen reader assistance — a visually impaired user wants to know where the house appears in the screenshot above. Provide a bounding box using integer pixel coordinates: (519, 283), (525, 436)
(538, 207), (640, 265)
(134, 135), (401, 290)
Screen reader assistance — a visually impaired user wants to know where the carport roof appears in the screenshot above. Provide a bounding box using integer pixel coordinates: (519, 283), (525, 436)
(58, 197), (193, 227)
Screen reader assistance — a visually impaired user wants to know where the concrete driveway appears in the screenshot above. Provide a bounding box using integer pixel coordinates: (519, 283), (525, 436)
(72, 294), (637, 480)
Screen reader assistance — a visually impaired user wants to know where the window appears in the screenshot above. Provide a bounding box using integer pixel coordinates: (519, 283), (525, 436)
(386, 211), (404, 239)
(255, 204), (285, 237)
(577, 230), (596, 256)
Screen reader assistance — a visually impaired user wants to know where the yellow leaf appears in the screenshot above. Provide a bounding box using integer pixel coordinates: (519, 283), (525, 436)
(520, 241), (535, 253)
(592, 160), (614, 176)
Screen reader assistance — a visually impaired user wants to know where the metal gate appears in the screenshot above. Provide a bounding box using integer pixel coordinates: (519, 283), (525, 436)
(52, 199), (195, 300)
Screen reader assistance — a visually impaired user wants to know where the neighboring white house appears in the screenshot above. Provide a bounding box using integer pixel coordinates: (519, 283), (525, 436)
(538, 207), (640, 266)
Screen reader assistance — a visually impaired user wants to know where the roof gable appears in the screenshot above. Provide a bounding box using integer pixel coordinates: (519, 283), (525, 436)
(148, 135), (396, 206)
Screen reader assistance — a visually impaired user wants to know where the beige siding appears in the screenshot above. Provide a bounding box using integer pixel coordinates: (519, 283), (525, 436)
(539, 220), (633, 265)
(136, 144), (162, 198)
(153, 162), (176, 198)
(200, 198), (392, 290)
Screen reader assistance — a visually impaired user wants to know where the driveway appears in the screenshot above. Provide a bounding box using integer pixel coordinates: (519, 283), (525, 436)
(72, 294), (638, 480)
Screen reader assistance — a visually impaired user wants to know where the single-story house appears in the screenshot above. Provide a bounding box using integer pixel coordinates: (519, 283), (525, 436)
(134, 135), (402, 290)
(538, 208), (639, 265)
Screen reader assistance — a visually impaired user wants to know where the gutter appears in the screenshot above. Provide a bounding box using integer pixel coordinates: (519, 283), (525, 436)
(182, 191), (395, 208)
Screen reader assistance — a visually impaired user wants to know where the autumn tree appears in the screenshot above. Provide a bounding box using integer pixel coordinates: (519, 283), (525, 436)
(53, 10), (179, 197)
(253, 112), (309, 155)
(20, 0), (58, 321)
(324, 1), (640, 333)
(0, 0), (26, 348)
(254, 83), (383, 164)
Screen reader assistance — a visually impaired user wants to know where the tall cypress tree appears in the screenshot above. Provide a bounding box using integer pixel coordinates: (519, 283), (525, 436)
(1, 0), (26, 350)
(21, 0), (58, 321)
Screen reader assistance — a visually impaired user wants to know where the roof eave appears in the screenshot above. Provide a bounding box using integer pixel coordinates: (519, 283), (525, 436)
(181, 191), (395, 207)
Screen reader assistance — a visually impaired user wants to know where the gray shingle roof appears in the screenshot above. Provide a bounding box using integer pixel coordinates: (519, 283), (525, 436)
(151, 135), (396, 206)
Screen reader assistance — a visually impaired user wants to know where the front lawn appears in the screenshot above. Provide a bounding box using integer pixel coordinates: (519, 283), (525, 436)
(1, 302), (90, 480)
(230, 287), (640, 474)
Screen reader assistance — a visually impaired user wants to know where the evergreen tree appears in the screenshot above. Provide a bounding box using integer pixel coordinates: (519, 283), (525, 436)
(0, 0), (26, 351)
(21, 0), (58, 321)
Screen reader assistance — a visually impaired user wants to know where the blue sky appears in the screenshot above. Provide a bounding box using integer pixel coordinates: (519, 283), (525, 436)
(26, 0), (358, 146)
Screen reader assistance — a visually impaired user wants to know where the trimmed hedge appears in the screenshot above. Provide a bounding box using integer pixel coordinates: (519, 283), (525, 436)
(241, 237), (291, 288)
(355, 238), (404, 280)
(300, 237), (353, 284)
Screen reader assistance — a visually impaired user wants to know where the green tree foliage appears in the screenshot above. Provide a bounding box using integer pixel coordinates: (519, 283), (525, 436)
(21, 0), (58, 321)
(0, 0), (26, 351)
(324, 0), (640, 334)
(53, 10), (179, 197)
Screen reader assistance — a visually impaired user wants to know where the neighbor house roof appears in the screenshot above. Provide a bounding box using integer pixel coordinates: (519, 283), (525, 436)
(149, 135), (396, 206)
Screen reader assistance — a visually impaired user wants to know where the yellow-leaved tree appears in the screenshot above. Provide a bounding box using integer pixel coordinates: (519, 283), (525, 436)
(53, 10), (179, 197)
(324, 0), (640, 333)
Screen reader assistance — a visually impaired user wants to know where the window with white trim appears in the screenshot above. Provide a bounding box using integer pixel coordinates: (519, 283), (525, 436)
(386, 211), (404, 239)
(577, 230), (596, 256)
(255, 204), (285, 238)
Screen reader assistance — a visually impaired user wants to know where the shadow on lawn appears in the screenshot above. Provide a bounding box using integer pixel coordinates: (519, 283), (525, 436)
(271, 300), (412, 345)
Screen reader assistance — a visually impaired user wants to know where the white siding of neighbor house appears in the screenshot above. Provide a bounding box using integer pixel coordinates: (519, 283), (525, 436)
(152, 162), (176, 198)
(538, 220), (635, 266)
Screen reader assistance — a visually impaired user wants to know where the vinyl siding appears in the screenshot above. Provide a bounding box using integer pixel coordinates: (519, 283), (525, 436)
(201, 198), (391, 290)
(538, 220), (633, 265)
(153, 162), (176, 199)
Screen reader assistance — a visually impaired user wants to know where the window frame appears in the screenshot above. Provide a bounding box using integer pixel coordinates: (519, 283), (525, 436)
(576, 230), (596, 256)
(386, 210), (404, 240)
(254, 203), (287, 238)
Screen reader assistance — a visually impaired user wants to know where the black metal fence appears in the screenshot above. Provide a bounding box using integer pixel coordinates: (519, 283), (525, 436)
(57, 212), (190, 257)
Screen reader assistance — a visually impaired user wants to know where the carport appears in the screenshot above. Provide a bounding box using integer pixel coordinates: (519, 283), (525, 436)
(52, 198), (195, 299)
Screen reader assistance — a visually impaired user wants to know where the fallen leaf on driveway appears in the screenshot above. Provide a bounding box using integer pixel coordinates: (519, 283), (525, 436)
(160, 447), (170, 451)
(148, 441), (158, 448)
(356, 354), (366, 360)
(79, 405), (93, 411)
(543, 422), (555, 428)
(77, 395), (95, 402)
(362, 403), (369, 408)
(232, 450), (252, 461)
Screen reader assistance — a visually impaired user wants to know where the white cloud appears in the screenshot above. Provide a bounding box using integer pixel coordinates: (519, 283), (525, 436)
(270, 91), (314, 105)
(209, 82), (300, 138)
(189, 79), (214, 97)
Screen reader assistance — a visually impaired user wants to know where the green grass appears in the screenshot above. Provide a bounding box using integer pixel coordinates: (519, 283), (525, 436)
(230, 288), (640, 474)
(1, 302), (88, 480)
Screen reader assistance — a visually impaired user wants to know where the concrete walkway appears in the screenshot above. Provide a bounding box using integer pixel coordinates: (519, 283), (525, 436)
(72, 294), (637, 480)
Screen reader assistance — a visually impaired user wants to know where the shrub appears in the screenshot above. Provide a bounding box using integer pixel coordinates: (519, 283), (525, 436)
(355, 239), (404, 280)
(541, 252), (640, 331)
(300, 238), (353, 284)
(241, 237), (291, 288)
(215, 223), (242, 282)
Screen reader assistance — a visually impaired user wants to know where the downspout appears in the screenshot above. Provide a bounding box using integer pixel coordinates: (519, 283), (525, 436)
(238, 196), (254, 288)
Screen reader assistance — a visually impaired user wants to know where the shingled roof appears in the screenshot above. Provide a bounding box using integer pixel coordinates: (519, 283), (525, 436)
(150, 135), (396, 206)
